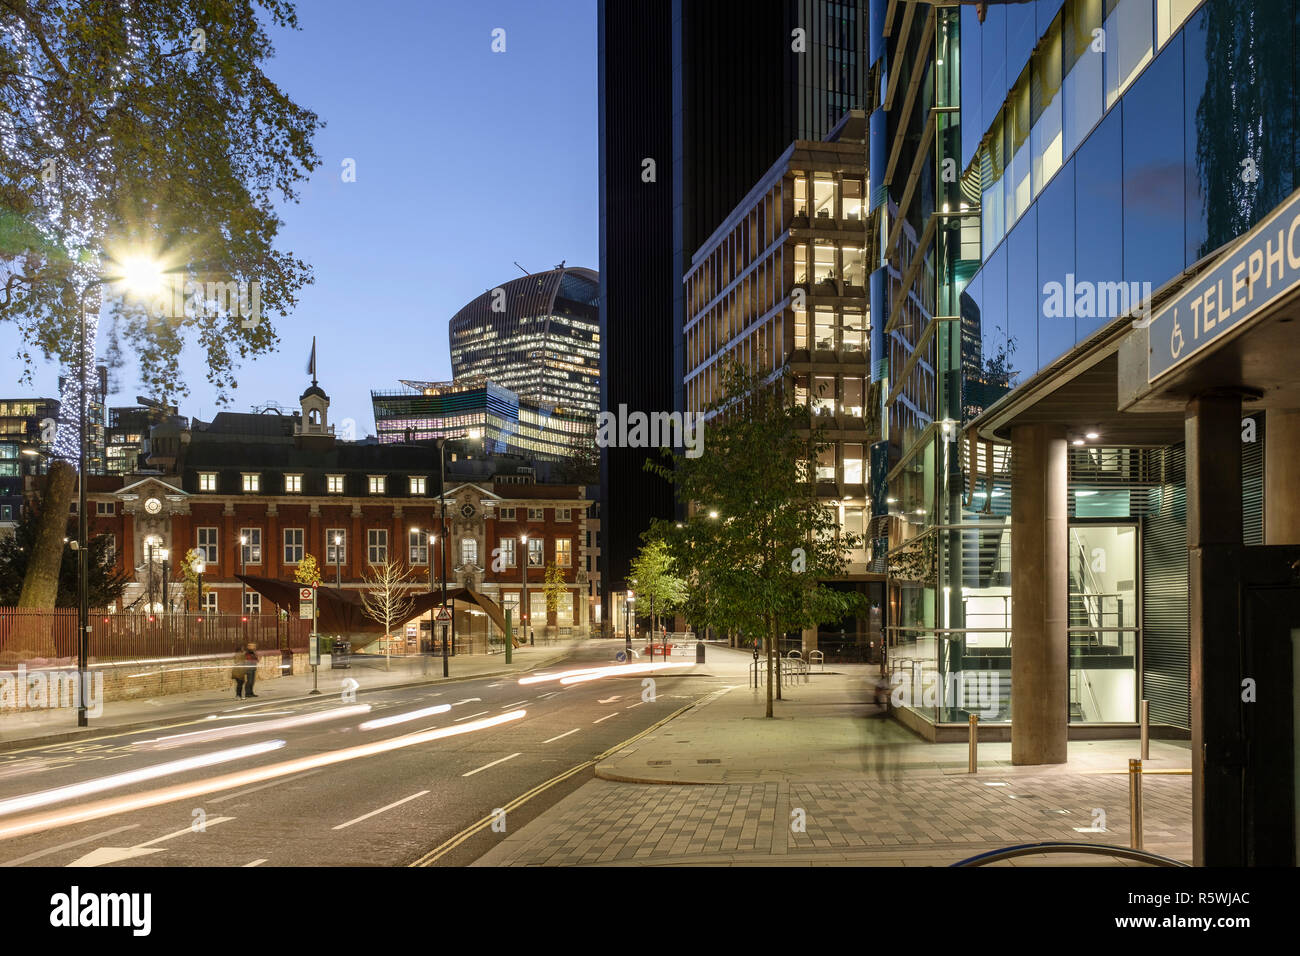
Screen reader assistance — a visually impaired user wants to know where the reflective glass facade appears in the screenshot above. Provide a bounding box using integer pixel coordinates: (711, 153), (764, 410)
(875, 0), (1296, 730)
(449, 266), (601, 418)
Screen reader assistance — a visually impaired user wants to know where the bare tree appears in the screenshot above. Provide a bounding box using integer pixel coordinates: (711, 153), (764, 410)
(358, 561), (417, 671)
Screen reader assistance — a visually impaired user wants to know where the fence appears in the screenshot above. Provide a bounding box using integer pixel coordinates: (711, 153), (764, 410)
(0, 609), (312, 663)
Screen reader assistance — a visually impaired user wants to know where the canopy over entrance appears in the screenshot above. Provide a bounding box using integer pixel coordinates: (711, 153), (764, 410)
(234, 576), (512, 636)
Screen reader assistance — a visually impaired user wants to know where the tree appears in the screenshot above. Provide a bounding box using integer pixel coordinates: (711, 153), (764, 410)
(629, 538), (686, 637)
(180, 547), (202, 610)
(294, 553), (322, 587)
(542, 561), (567, 631)
(0, 502), (128, 654)
(1, 2), (322, 610)
(648, 360), (866, 717)
(358, 560), (415, 670)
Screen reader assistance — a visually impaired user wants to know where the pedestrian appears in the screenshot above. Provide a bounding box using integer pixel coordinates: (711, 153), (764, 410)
(231, 645), (246, 699)
(241, 642), (259, 698)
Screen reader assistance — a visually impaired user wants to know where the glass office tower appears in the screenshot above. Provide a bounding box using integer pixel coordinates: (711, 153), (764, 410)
(874, 0), (1293, 736)
(448, 266), (601, 418)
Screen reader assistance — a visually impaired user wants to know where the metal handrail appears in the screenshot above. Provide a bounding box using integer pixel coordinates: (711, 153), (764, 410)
(951, 841), (1188, 867)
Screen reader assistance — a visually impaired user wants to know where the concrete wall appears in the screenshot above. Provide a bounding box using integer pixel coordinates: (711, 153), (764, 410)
(0, 649), (297, 713)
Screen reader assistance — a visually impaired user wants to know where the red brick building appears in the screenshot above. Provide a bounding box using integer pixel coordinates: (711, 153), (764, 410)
(81, 381), (599, 639)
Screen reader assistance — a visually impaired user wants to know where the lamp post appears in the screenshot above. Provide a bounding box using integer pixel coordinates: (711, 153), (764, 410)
(69, 257), (167, 727)
(146, 537), (157, 612)
(239, 533), (248, 618)
(520, 533), (531, 647)
(624, 588), (634, 655)
(333, 533), (343, 590)
(159, 548), (170, 615)
(411, 526), (436, 652)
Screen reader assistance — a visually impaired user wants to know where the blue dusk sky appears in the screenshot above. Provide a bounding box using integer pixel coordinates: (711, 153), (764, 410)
(0, 0), (598, 435)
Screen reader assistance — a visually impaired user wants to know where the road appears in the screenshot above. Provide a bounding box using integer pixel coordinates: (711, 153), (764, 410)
(0, 640), (737, 867)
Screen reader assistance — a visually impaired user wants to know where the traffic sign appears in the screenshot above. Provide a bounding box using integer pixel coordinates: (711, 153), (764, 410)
(435, 606), (452, 623)
(299, 587), (314, 620)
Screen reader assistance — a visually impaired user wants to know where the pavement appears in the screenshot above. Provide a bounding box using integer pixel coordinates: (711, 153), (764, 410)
(0, 642), (577, 752)
(472, 644), (1194, 867)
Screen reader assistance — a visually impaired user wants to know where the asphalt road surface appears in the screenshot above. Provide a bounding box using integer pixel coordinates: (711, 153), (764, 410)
(0, 640), (736, 867)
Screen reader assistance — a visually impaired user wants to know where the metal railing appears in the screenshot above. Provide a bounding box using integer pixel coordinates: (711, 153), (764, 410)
(0, 609), (310, 661)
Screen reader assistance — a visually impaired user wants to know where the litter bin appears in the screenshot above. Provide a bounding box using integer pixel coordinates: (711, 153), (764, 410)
(332, 639), (351, 668)
(695, 641), (706, 663)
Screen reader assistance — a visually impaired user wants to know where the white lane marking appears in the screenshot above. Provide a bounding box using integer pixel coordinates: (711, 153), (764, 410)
(542, 729), (579, 743)
(593, 713), (618, 724)
(598, 695), (622, 703)
(625, 701), (646, 709)
(452, 698), (483, 706)
(461, 753), (522, 777)
(136, 817), (236, 847)
(66, 816), (236, 867)
(243, 858), (267, 867)
(210, 769), (324, 804)
(486, 683), (505, 688)
(453, 711), (489, 723)
(536, 691), (561, 699)
(500, 700), (527, 710)
(0, 824), (139, 867)
(332, 790), (429, 831)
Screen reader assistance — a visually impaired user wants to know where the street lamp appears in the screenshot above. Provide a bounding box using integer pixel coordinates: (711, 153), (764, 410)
(333, 533), (343, 590)
(145, 535), (160, 611)
(411, 526), (436, 652)
(239, 533), (248, 617)
(520, 533), (531, 647)
(158, 547), (170, 614)
(191, 554), (206, 614)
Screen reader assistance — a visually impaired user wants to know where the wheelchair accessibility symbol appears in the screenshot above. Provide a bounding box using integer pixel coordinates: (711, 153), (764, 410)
(1170, 314), (1185, 359)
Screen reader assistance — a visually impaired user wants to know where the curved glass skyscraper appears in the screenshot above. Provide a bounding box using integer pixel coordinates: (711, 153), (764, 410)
(448, 265), (600, 417)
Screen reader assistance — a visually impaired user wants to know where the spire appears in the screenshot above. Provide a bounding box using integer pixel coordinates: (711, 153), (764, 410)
(306, 336), (317, 386)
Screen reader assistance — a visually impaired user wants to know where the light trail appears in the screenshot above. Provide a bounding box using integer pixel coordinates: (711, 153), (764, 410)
(358, 704), (451, 731)
(558, 662), (692, 685)
(0, 711), (527, 841)
(0, 740), (287, 818)
(139, 705), (372, 749)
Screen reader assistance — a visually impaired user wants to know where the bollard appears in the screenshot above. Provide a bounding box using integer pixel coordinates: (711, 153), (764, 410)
(1140, 699), (1150, 761)
(1129, 758), (1143, 849)
(968, 713), (978, 773)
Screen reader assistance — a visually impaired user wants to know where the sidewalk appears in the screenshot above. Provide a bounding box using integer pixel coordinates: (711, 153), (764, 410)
(0, 641), (584, 752)
(473, 645), (1193, 866)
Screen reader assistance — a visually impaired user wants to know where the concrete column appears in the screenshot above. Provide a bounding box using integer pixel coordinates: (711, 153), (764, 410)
(1010, 423), (1069, 765)
(1185, 392), (1244, 867)
(1264, 408), (1300, 545)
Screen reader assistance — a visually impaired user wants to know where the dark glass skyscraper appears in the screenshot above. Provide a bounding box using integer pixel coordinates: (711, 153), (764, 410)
(599, 0), (867, 600)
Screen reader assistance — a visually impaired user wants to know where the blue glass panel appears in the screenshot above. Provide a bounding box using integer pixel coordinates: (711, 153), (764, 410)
(1038, 0), (1066, 36)
(1008, 3), (1037, 84)
(1073, 109), (1123, 341)
(1007, 205), (1040, 382)
(1122, 30), (1184, 293)
(961, 5), (983, 171)
(1036, 159), (1077, 368)
(1184, 0), (1296, 267)
(982, 4), (1007, 125)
